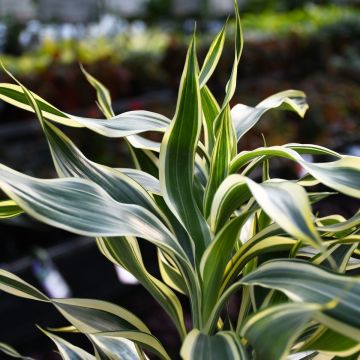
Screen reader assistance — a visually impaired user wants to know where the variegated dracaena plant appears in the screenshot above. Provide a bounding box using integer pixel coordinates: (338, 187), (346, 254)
(0, 5), (359, 360)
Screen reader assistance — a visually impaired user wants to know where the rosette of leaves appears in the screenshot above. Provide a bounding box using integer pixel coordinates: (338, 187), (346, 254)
(0, 3), (359, 360)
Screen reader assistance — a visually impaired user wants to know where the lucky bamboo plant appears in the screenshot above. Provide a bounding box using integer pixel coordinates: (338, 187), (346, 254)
(0, 4), (359, 359)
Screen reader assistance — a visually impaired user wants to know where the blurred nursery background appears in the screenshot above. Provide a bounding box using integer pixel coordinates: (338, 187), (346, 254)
(0, 0), (359, 358)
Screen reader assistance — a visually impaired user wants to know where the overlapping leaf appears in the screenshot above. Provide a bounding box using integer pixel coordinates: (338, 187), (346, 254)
(181, 329), (248, 360)
(231, 146), (360, 199)
(0, 164), (186, 261)
(241, 259), (360, 341)
(91, 331), (170, 360)
(241, 303), (321, 360)
(231, 90), (308, 141)
(0, 83), (170, 137)
(40, 328), (96, 360)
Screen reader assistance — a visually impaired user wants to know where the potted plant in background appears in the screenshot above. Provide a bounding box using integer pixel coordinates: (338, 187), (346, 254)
(0, 3), (359, 359)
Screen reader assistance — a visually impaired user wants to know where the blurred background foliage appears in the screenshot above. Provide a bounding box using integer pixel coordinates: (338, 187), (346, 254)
(0, 1), (359, 359)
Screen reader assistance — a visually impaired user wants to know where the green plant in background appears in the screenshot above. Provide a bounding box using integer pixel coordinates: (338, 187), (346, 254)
(0, 3), (360, 359)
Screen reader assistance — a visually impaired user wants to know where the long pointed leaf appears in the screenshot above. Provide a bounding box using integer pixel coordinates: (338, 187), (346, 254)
(0, 83), (170, 137)
(40, 328), (96, 360)
(159, 35), (210, 261)
(0, 164), (187, 262)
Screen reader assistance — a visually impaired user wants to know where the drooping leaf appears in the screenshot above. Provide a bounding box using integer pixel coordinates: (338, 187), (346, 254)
(96, 237), (187, 338)
(231, 90), (308, 141)
(118, 168), (161, 195)
(230, 146), (360, 199)
(211, 175), (322, 248)
(42, 121), (160, 214)
(0, 83), (170, 137)
(0, 268), (49, 302)
(52, 298), (151, 334)
(240, 303), (321, 360)
(246, 179), (323, 249)
(301, 327), (360, 357)
(210, 175), (251, 232)
(241, 259), (360, 342)
(0, 164), (187, 262)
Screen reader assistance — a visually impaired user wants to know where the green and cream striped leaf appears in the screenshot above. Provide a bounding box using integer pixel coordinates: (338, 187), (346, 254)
(181, 329), (248, 360)
(159, 35), (210, 261)
(0, 268), (49, 302)
(210, 174), (251, 232)
(40, 328), (96, 360)
(128, 146), (159, 178)
(0, 342), (34, 360)
(80, 64), (114, 119)
(240, 303), (322, 360)
(246, 179), (323, 249)
(241, 259), (360, 342)
(0, 83), (170, 137)
(0, 164), (187, 262)
(200, 85), (220, 154)
(117, 168), (161, 195)
(220, 236), (297, 298)
(91, 335), (147, 360)
(0, 270), (158, 340)
(220, 0), (242, 109)
(203, 236), (297, 334)
(203, 7), (241, 216)
(234, 0), (243, 64)
(199, 23), (226, 89)
(158, 250), (188, 295)
(90, 331), (170, 360)
(41, 121), (160, 216)
(204, 105), (236, 218)
(126, 135), (161, 152)
(97, 236), (187, 338)
(231, 90), (308, 141)
(52, 298), (150, 334)
(316, 213), (360, 234)
(230, 146), (360, 199)
(300, 328), (360, 357)
(80, 65), (163, 155)
(240, 143), (341, 178)
(285, 143), (341, 158)
(211, 175), (322, 248)
(200, 214), (250, 321)
(0, 199), (23, 219)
